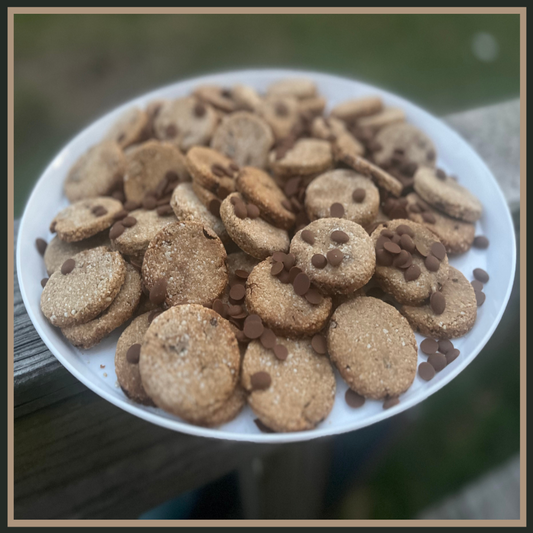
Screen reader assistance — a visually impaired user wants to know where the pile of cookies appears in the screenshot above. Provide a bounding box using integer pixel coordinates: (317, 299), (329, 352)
(36, 77), (490, 433)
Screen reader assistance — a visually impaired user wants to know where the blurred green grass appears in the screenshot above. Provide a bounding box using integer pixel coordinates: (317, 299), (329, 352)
(14, 14), (519, 217)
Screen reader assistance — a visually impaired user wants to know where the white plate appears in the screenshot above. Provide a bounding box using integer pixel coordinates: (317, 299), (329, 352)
(16, 68), (516, 443)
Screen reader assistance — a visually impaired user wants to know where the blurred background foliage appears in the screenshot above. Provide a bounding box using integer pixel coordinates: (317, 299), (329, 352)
(14, 14), (520, 519)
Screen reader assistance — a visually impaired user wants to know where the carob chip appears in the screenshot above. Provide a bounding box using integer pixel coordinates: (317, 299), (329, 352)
(194, 102), (206, 117)
(273, 344), (288, 361)
(445, 348), (460, 365)
(326, 249), (343, 267)
(281, 199), (293, 211)
(40, 278), (49, 288)
(352, 188), (366, 203)
(404, 264), (421, 281)
(425, 254), (440, 272)
(435, 168), (447, 180)
(383, 397), (400, 410)
(36, 238), (47, 256)
(126, 344), (141, 364)
(428, 352), (447, 372)
(301, 229), (315, 245)
(122, 216), (137, 228)
(420, 338), (439, 355)
(376, 249), (393, 267)
(383, 242), (401, 254)
(330, 203), (345, 218)
(475, 290), (486, 307)
(430, 291), (446, 315)
(243, 318), (264, 340)
(283, 253), (296, 270)
(229, 283), (246, 301)
(211, 164), (226, 177)
(278, 269), (291, 284)
(228, 304), (243, 317)
(311, 334), (327, 355)
(91, 205), (108, 217)
(393, 250), (412, 269)
(271, 261), (284, 276)
(399, 234), (415, 253)
(61, 258), (75, 275)
(247, 204), (260, 219)
(473, 268), (489, 283)
(235, 269), (249, 280)
(471, 279), (484, 292)
(305, 288), (323, 305)
(150, 278), (168, 305)
(473, 236), (489, 249)
(234, 201), (248, 219)
(113, 209), (129, 221)
(217, 186), (231, 200)
(418, 362), (436, 381)
(345, 389), (366, 408)
(251, 371), (272, 390)
(260, 328), (277, 350)
(430, 242), (446, 261)
(331, 230), (349, 244)
(212, 299), (228, 318)
(422, 212), (436, 224)
(143, 195), (157, 210)
(156, 205), (174, 216)
(311, 254), (327, 269)
(109, 222), (125, 239)
(208, 198), (222, 217)
(293, 272), (311, 296)
(438, 339), (454, 354)
(272, 251), (287, 263)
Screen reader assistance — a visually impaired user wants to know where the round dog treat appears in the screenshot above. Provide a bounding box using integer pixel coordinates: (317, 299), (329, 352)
(304, 169), (379, 227)
(193, 85), (236, 113)
(139, 304), (240, 424)
(194, 385), (247, 428)
(64, 141), (126, 202)
(210, 111), (274, 169)
(337, 154), (403, 197)
(328, 296), (417, 399)
(41, 247), (125, 328)
(356, 107), (406, 132)
(267, 78), (317, 100)
(236, 166), (295, 230)
(269, 138), (333, 178)
(123, 140), (189, 203)
(220, 193), (290, 260)
(104, 107), (150, 149)
(401, 266), (477, 339)
(186, 146), (238, 195)
(330, 96), (384, 122)
(298, 96), (327, 118)
(241, 337), (336, 432)
(171, 182), (230, 244)
(414, 167), (483, 222)
(311, 117), (364, 157)
(51, 197), (124, 243)
(231, 84), (263, 112)
(331, 130), (367, 162)
(114, 312), (154, 405)
(43, 232), (110, 275)
(110, 208), (176, 263)
(373, 123), (437, 169)
(61, 263), (142, 349)
(405, 193), (475, 254)
(245, 259), (332, 337)
(290, 218), (376, 295)
(371, 219), (450, 306)
(153, 96), (219, 151)
(142, 221), (228, 307)
(257, 96), (301, 141)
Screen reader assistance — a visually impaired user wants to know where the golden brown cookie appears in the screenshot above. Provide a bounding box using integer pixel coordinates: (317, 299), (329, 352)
(236, 166), (295, 230)
(241, 337), (336, 432)
(51, 197), (124, 243)
(40, 246), (125, 327)
(186, 146), (238, 195)
(290, 218), (376, 295)
(400, 266), (477, 339)
(104, 107), (150, 149)
(330, 96), (383, 122)
(266, 78), (317, 100)
(356, 107), (406, 132)
(245, 258), (333, 337)
(139, 304), (241, 424)
(219, 193), (290, 260)
(115, 312), (154, 405)
(142, 221), (228, 307)
(193, 85), (236, 113)
(64, 141), (126, 202)
(328, 296), (417, 399)
(257, 95), (301, 141)
(194, 385), (247, 428)
(231, 84), (263, 112)
(268, 138), (333, 178)
(304, 169), (379, 227)
(61, 263), (142, 349)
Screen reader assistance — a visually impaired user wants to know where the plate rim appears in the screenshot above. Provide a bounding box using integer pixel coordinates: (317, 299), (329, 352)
(16, 67), (517, 443)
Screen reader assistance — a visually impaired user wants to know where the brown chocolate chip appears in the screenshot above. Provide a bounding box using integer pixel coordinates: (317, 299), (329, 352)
(438, 339), (454, 354)
(275, 102), (289, 117)
(142, 195), (157, 210)
(165, 124), (178, 138)
(293, 272), (311, 296)
(243, 319), (264, 340)
(401, 161), (418, 177)
(445, 348), (460, 365)
(273, 344), (289, 361)
(212, 299), (228, 318)
(473, 236), (489, 249)
(111, 190), (126, 203)
(345, 389), (366, 408)
(331, 230), (349, 244)
(276, 269), (290, 284)
(391, 234), (401, 245)
(409, 204), (421, 214)
(228, 162), (240, 173)
(165, 170), (179, 183)
(427, 149), (436, 161)
(404, 264), (421, 281)
(123, 200), (139, 211)
(251, 371), (271, 390)
(430, 242), (446, 261)
(40, 277), (49, 288)
(425, 254), (440, 272)
(330, 203), (345, 218)
(383, 397), (400, 409)
(435, 168), (447, 180)
(305, 288), (323, 305)
(415, 242), (430, 257)
(283, 253), (296, 270)
(311, 334), (327, 355)
(260, 328), (277, 350)
(91, 205), (108, 217)
(234, 201), (248, 219)
(217, 186), (231, 200)
(121, 216), (137, 228)
(376, 249), (393, 267)
(475, 290), (486, 307)
(326, 249), (344, 267)
(227, 304), (243, 317)
(156, 205), (174, 216)
(211, 164), (226, 177)
(428, 352), (447, 372)
(393, 250), (412, 269)
(36, 238), (47, 256)
(126, 343), (141, 364)
(284, 177), (302, 197)
(289, 266), (303, 283)
(471, 279), (484, 292)
(194, 102), (206, 117)
(311, 254), (327, 269)
(272, 251), (286, 263)
(281, 199), (293, 212)
(271, 261), (284, 276)
(301, 229), (315, 245)
(422, 212), (436, 224)
(61, 258), (75, 275)
(418, 362), (436, 381)
(113, 209), (129, 221)
(383, 242), (401, 255)
(235, 330), (250, 344)
(420, 338), (439, 355)
(290, 196), (303, 212)
(149, 278), (167, 306)
(430, 291), (446, 315)
(352, 188), (366, 203)
(229, 283), (246, 302)
(396, 224), (414, 237)
(207, 198), (221, 218)
(399, 234), (415, 253)
(473, 268), (489, 283)
(109, 222), (125, 240)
